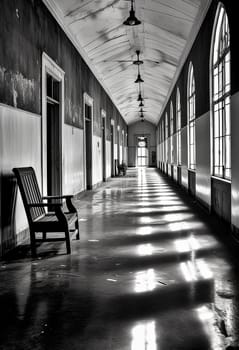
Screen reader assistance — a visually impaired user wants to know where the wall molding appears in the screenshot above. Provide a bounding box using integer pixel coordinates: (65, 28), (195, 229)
(83, 92), (94, 189)
(0, 103), (41, 118)
(42, 52), (65, 195)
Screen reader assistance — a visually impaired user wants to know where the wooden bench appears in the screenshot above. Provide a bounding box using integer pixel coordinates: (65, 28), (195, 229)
(12, 167), (79, 257)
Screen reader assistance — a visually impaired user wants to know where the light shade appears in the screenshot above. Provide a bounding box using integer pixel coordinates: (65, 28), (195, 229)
(137, 93), (143, 101)
(133, 50), (143, 65)
(123, 1), (141, 26)
(135, 74), (144, 83)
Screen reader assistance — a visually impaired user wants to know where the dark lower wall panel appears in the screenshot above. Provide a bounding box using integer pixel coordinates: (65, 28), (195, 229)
(0, 0), (127, 137)
(188, 170), (196, 197)
(211, 177), (231, 223)
(177, 166), (182, 185)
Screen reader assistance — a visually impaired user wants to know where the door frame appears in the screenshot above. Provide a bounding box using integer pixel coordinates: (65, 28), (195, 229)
(83, 92), (94, 190)
(111, 119), (115, 176)
(122, 129), (125, 163)
(42, 52), (65, 196)
(135, 134), (150, 167)
(101, 109), (106, 181)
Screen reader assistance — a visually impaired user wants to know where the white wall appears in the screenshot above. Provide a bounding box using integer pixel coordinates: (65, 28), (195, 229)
(0, 104), (41, 234)
(106, 140), (111, 178)
(92, 134), (102, 186)
(64, 125), (84, 195)
(120, 145), (122, 164)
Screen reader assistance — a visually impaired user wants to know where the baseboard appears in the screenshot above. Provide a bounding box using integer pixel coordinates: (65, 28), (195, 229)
(92, 181), (104, 190)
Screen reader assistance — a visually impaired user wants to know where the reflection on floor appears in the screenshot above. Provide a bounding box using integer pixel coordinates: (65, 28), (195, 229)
(1, 168), (239, 350)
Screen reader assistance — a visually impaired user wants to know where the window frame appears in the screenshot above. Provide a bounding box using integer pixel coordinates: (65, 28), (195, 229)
(165, 113), (168, 163)
(211, 3), (231, 180)
(170, 102), (174, 164)
(176, 88), (182, 166)
(187, 62), (196, 171)
(161, 120), (165, 162)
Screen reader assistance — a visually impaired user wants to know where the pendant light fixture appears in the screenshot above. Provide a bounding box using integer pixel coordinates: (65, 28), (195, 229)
(123, 0), (141, 26)
(140, 112), (144, 118)
(139, 100), (144, 107)
(140, 109), (145, 122)
(133, 50), (144, 65)
(135, 65), (144, 83)
(135, 73), (144, 83)
(137, 92), (143, 101)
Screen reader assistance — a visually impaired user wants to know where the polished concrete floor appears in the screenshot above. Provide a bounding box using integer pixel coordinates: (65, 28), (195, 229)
(1, 168), (239, 350)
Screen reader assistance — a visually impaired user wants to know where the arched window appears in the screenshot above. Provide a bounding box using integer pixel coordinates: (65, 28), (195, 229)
(176, 88), (181, 165)
(165, 113), (168, 163)
(170, 102), (174, 164)
(187, 62), (196, 170)
(161, 122), (164, 162)
(162, 119), (165, 162)
(211, 3), (231, 179)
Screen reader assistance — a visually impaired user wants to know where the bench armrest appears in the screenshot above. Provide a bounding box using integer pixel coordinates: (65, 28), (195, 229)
(29, 202), (63, 208)
(42, 195), (73, 200)
(43, 195), (77, 214)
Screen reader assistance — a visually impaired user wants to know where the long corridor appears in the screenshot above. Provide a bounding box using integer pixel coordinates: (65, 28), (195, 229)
(1, 168), (239, 350)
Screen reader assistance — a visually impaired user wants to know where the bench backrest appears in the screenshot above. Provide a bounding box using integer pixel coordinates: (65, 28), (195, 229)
(12, 167), (45, 223)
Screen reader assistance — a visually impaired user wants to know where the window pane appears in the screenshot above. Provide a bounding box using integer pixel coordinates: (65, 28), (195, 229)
(213, 67), (219, 100)
(214, 138), (220, 166)
(225, 168), (231, 179)
(225, 135), (231, 169)
(225, 53), (230, 92)
(218, 62), (223, 99)
(214, 166), (220, 176)
(225, 97), (230, 136)
(214, 107), (219, 138)
(219, 136), (223, 167)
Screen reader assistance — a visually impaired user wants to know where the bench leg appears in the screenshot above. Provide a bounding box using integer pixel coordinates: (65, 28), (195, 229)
(75, 219), (80, 240)
(42, 232), (46, 240)
(30, 230), (37, 257)
(65, 229), (71, 254)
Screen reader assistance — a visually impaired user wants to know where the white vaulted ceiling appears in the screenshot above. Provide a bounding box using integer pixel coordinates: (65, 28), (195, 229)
(44, 0), (212, 125)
